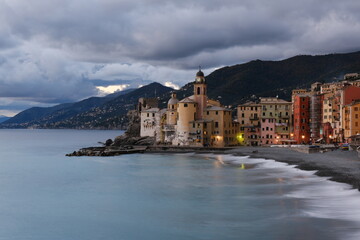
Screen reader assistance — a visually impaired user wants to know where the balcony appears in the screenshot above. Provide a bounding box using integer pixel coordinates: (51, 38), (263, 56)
(249, 116), (259, 120)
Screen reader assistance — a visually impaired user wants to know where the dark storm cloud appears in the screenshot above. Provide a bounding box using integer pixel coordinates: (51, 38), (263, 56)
(1, 0), (360, 114)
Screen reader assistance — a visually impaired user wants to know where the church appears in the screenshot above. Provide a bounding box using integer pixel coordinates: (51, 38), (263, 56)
(140, 69), (240, 147)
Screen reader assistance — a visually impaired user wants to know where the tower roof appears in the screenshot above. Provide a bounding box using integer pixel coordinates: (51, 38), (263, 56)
(195, 67), (206, 84)
(196, 70), (204, 77)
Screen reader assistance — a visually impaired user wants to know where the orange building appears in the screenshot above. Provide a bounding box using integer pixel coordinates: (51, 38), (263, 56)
(343, 100), (360, 139)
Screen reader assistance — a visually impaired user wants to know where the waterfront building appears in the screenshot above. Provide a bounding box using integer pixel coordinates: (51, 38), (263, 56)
(293, 95), (311, 144)
(140, 69), (239, 147)
(237, 102), (261, 146)
(140, 108), (160, 137)
(342, 100), (360, 139)
(322, 93), (339, 143)
(260, 97), (292, 145)
(237, 97), (292, 146)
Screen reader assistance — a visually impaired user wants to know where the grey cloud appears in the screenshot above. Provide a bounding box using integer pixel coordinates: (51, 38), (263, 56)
(6, 0), (360, 65)
(0, 0), (360, 113)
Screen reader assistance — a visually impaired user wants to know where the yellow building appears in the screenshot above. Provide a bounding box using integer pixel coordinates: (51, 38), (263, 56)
(175, 97), (197, 145)
(343, 100), (360, 139)
(260, 97), (292, 144)
(237, 102), (261, 146)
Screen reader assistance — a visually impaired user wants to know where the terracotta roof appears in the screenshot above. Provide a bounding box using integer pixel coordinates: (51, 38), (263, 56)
(179, 97), (196, 103)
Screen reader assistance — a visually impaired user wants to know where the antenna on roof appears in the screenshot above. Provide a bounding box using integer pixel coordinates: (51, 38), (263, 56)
(199, 65), (201, 71)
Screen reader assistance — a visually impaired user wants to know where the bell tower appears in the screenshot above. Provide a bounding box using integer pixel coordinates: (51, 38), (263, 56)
(193, 67), (207, 120)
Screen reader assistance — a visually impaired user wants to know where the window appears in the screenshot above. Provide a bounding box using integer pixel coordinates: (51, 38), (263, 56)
(356, 114), (359, 119)
(215, 122), (219, 128)
(197, 87), (200, 95)
(147, 113), (149, 117)
(184, 103), (188, 107)
(152, 113), (155, 117)
(216, 111), (218, 115)
(242, 113), (245, 118)
(207, 111), (209, 115)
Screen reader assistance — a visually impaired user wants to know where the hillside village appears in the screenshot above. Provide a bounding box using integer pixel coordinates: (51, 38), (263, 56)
(138, 71), (360, 147)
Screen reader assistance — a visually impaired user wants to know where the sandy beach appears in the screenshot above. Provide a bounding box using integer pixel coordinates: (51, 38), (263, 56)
(226, 147), (360, 190)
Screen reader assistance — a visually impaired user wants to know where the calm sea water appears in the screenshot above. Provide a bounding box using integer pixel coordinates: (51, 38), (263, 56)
(0, 129), (359, 240)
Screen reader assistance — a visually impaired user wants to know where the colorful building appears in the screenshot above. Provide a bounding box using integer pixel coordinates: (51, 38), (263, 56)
(260, 97), (292, 145)
(343, 100), (360, 139)
(237, 102), (261, 146)
(293, 95), (311, 144)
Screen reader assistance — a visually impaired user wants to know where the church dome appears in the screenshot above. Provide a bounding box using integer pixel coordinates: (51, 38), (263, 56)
(196, 70), (204, 77)
(168, 92), (179, 106)
(168, 97), (179, 105)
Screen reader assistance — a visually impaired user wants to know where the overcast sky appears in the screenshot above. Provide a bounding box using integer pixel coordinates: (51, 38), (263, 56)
(1, 0), (360, 116)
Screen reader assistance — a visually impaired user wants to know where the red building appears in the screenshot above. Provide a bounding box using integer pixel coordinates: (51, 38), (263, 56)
(342, 85), (360, 105)
(294, 95), (311, 144)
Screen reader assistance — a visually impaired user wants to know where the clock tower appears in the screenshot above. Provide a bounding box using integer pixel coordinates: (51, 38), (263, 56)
(193, 68), (207, 120)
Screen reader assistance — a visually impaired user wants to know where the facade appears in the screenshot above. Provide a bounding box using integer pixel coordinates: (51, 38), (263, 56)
(260, 97), (292, 145)
(140, 108), (160, 137)
(260, 118), (276, 145)
(293, 95), (311, 144)
(237, 102), (261, 146)
(343, 101), (360, 139)
(237, 97), (292, 146)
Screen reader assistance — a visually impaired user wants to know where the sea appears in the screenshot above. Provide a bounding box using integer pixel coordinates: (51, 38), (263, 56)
(0, 129), (359, 240)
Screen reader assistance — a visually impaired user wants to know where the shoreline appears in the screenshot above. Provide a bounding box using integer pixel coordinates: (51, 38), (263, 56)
(68, 144), (360, 190)
(145, 146), (360, 190)
(225, 147), (360, 191)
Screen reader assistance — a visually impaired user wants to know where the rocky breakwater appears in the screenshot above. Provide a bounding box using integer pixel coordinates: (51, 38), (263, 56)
(66, 136), (154, 157)
(67, 109), (155, 157)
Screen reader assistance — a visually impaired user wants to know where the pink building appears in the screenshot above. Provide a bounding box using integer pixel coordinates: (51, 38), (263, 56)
(261, 118), (276, 145)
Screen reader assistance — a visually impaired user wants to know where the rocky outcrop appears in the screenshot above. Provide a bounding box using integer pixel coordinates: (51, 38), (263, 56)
(125, 110), (140, 137)
(66, 146), (147, 157)
(112, 135), (155, 146)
